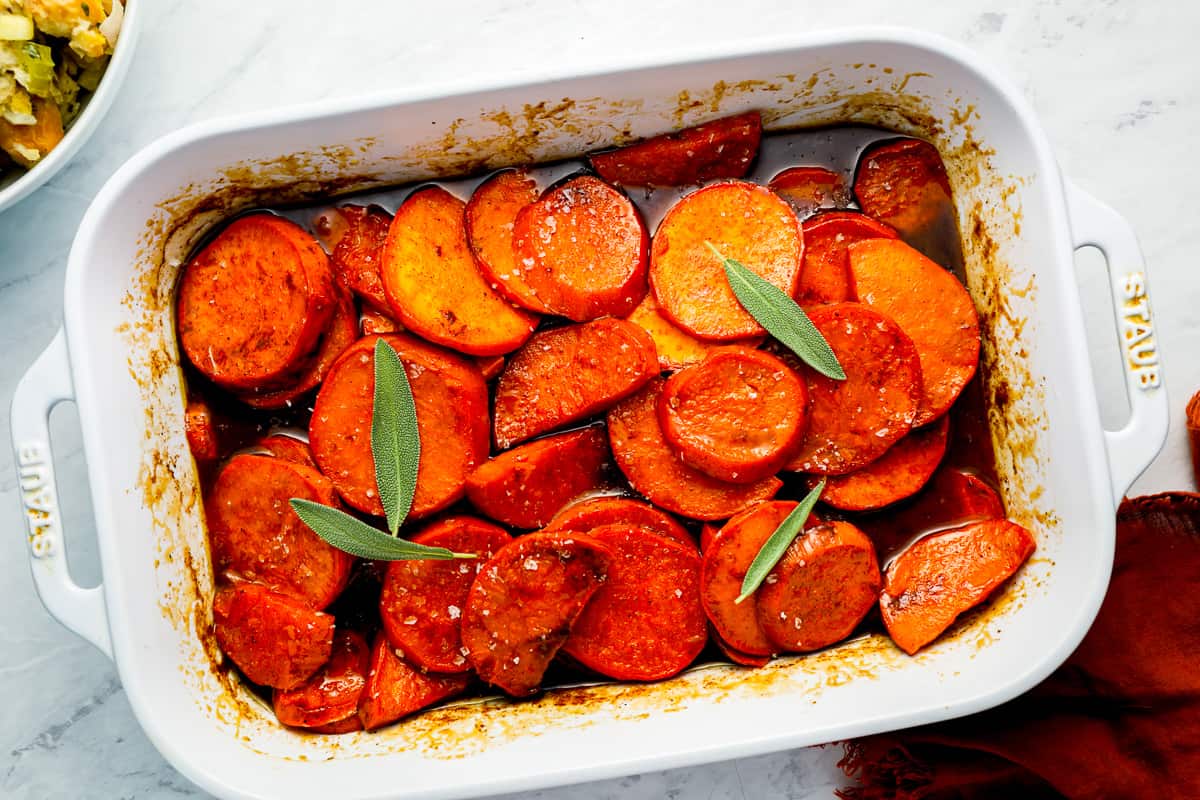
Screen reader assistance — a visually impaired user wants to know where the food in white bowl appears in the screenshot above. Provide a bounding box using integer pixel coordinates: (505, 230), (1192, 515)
(0, 0), (123, 172)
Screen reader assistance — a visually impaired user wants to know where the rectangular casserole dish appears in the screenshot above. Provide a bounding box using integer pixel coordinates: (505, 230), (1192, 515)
(11, 27), (1168, 800)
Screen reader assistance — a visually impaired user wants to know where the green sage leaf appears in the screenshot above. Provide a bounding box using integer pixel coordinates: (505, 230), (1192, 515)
(706, 242), (846, 380)
(736, 479), (826, 604)
(290, 500), (474, 561)
(372, 337), (420, 535)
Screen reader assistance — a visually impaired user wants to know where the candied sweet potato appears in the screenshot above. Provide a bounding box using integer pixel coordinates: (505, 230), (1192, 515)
(881, 519), (1035, 654)
(564, 524), (707, 681)
(310, 334), (489, 517)
(465, 169), (548, 313)
(848, 238), (980, 425)
(466, 427), (612, 529)
(813, 417), (950, 511)
(382, 186), (537, 355)
(659, 346), (809, 483)
(609, 379), (781, 521)
(650, 181), (803, 340)
(177, 214), (336, 389)
(785, 304), (923, 475)
(589, 112), (762, 187)
(492, 318), (658, 450)
(512, 175), (649, 321)
(462, 532), (613, 696)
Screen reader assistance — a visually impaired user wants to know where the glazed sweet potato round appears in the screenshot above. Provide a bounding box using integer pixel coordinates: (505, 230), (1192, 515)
(512, 174), (649, 321)
(608, 378), (782, 521)
(310, 334), (489, 518)
(755, 520), (881, 653)
(206, 453), (353, 610)
(650, 181), (803, 340)
(382, 186), (538, 355)
(379, 516), (512, 673)
(546, 496), (695, 550)
(177, 214), (336, 389)
(563, 524), (707, 681)
(785, 303), (923, 475)
(236, 288), (359, 410)
(466, 169), (547, 313)
(658, 346), (809, 483)
(813, 416), (950, 511)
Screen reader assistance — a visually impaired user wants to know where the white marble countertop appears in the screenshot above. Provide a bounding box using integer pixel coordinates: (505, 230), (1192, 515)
(1, 1), (1197, 797)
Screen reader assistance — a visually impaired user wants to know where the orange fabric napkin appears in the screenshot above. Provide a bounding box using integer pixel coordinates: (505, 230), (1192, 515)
(838, 492), (1200, 800)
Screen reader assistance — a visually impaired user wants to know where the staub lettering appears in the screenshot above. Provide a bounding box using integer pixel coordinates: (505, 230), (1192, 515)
(1120, 272), (1160, 390)
(18, 441), (57, 558)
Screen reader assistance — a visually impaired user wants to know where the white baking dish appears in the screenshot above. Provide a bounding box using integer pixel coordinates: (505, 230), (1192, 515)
(10, 28), (1168, 800)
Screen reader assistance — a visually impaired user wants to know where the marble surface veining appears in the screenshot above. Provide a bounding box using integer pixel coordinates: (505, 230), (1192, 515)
(1, 1), (1198, 797)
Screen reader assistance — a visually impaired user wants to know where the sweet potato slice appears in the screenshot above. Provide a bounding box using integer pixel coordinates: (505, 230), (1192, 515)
(700, 500), (796, 655)
(331, 205), (392, 311)
(379, 516), (512, 673)
(493, 318), (657, 449)
(465, 169), (548, 313)
(589, 112), (762, 187)
(785, 303), (922, 475)
(462, 532), (613, 696)
(768, 166), (850, 217)
(546, 496), (694, 550)
(310, 334), (489, 517)
(563, 524), (707, 681)
(273, 630), (369, 729)
(659, 346), (809, 483)
(237, 289), (359, 410)
(650, 181), (803, 340)
(358, 633), (470, 731)
(861, 467), (1005, 562)
(206, 454), (353, 610)
(813, 417), (950, 511)
(608, 378), (782, 521)
(853, 138), (961, 271)
(848, 238), (981, 425)
(382, 186), (538, 355)
(756, 521), (882, 652)
(177, 214), (336, 389)
(797, 211), (898, 306)
(466, 427), (612, 529)
(700, 523), (720, 554)
(184, 397), (219, 463)
(880, 519), (1035, 655)
(213, 585), (335, 690)
(511, 175), (649, 321)
(625, 291), (762, 371)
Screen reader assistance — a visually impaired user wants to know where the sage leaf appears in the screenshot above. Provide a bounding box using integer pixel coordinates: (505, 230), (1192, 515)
(290, 500), (474, 561)
(706, 242), (846, 380)
(372, 337), (420, 535)
(736, 479), (825, 604)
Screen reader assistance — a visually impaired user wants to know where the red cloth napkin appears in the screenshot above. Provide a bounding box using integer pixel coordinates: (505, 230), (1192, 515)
(838, 492), (1200, 800)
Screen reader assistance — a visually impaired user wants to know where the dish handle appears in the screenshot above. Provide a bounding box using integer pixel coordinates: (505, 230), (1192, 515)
(1065, 180), (1169, 506)
(9, 328), (112, 658)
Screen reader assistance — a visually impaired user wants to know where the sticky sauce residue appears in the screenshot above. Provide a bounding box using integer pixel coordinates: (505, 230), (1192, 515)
(118, 64), (1054, 764)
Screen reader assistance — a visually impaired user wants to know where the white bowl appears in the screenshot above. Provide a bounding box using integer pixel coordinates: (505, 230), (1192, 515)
(0, 0), (143, 214)
(10, 27), (1169, 800)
